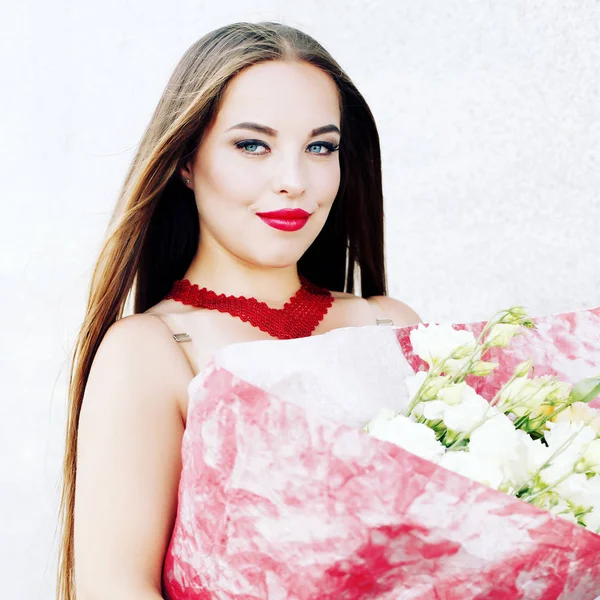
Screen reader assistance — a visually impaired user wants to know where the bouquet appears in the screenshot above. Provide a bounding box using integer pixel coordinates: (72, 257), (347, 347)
(163, 306), (600, 600)
(364, 307), (600, 535)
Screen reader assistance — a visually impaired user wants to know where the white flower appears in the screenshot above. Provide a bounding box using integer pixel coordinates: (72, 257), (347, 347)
(583, 508), (600, 533)
(552, 474), (600, 533)
(498, 377), (530, 404)
(365, 411), (445, 462)
(579, 477), (600, 532)
(442, 387), (494, 433)
(550, 499), (579, 525)
(586, 474), (600, 503)
(582, 439), (600, 473)
(555, 473), (593, 511)
(469, 416), (549, 488)
(363, 407), (398, 433)
(412, 384), (496, 435)
(498, 375), (566, 420)
(546, 379), (572, 403)
(437, 382), (467, 406)
(410, 382), (475, 421)
(541, 421), (597, 483)
(405, 371), (449, 403)
(469, 414), (519, 459)
(438, 451), (504, 489)
(415, 400), (446, 421)
(552, 402), (600, 433)
(513, 431), (552, 486)
(545, 421), (597, 453)
(405, 371), (428, 402)
(409, 323), (477, 373)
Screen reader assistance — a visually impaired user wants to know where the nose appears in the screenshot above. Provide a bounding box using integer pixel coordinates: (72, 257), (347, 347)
(271, 153), (306, 199)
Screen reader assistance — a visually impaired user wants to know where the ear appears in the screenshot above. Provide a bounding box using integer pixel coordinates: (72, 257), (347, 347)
(178, 160), (193, 188)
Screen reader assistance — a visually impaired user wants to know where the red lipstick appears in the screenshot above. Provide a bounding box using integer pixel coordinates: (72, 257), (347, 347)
(255, 208), (311, 232)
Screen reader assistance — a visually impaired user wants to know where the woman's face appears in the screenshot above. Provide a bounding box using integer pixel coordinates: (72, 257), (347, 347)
(181, 60), (342, 269)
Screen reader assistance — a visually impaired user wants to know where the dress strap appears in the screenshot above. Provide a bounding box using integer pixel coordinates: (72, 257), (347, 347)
(366, 297), (394, 326)
(147, 312), (199, 375)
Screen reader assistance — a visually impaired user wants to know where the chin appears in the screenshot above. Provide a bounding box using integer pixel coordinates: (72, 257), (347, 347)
(262, 257), (303, 269)
(250, 251), (305, 269)
(244, 238), (313, 267)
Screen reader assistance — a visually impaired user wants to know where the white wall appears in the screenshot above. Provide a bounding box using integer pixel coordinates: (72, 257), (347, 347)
(1, 1), (599, 597)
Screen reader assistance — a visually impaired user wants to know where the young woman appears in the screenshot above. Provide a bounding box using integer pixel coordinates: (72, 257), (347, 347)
(56, 21), (421, 599)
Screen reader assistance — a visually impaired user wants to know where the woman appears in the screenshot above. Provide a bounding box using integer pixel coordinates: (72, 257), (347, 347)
(56, 21), (421, 599)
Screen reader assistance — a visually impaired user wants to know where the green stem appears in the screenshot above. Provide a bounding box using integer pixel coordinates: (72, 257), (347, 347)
(488, 371), (522, 408)
(402, 361), (447, 417)
(520, 469), (573, 503)
(533, 399), (576, 431)
(515, 427), (584, 498)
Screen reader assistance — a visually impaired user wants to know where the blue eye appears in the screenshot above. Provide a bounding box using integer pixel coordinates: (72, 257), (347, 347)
(235, 140), (269, 155)
(234, 139), (340, 156)
(307, 142), (340, 155)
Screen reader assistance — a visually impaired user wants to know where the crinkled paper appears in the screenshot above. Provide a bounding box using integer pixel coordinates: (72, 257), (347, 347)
(163, 306), (600, 600)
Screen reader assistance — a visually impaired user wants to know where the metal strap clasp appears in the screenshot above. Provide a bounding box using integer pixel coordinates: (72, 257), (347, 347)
(376, 318), (394, 326)
(172, 332), (192, 343)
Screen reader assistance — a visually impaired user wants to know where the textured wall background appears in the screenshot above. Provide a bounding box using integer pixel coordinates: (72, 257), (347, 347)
(1, 1), (599, 597)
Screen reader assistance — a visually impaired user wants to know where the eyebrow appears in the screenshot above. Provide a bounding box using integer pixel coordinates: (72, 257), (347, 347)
(225, 122), (341, 137)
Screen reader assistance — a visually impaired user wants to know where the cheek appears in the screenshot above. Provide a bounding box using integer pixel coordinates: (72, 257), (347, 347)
(200, 146), (264, 206)
(315, 161), (341, 208)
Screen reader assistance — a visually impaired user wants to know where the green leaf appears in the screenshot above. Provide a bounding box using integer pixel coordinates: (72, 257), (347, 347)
(569, 376), (600, 404)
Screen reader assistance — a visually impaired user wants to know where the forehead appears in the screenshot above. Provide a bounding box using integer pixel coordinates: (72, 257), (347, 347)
(214, 60), (341, 130)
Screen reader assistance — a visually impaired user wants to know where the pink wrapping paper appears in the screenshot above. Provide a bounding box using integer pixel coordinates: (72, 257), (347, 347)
(162, 306), (600, 600)
(397, 306), (600, 409)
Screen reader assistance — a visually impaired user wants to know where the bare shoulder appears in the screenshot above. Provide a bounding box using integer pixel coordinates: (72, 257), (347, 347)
(327, 290), (422, 328)
(75, 312), (193, 596)
(330, 290), (357, 300)
(366, 295), (423, 327)
(90, 313), (193, 422)
(101, 312), (186, 366)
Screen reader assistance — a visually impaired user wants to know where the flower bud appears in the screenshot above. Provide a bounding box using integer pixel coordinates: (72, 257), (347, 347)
(437, 383), (465, 406)
(502, 306), (528, 324)
(421, 375), (450, 401)
(546, 380), (572, 403)
(514, 360), (533, 378)
(470, 361), (498, 377)
(486, 323), (521, 348)
(450, 344), (475, 360)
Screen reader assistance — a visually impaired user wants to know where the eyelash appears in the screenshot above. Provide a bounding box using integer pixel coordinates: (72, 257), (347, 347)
(234, 139), (340, 157)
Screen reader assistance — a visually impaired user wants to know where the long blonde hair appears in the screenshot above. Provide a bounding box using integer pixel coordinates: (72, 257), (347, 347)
(56, 20), (387, 599)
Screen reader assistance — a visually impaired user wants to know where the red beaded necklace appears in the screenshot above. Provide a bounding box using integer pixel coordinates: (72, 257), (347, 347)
(163, 275), (334, 340)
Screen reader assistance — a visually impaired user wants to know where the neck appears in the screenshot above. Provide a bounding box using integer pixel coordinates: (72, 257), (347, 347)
(182, 245), (303, 308)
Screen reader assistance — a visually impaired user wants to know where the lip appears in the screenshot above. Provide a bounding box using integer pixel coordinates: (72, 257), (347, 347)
(255, 208), (311, 232)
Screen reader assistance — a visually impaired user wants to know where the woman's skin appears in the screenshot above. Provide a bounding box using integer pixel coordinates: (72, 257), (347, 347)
(73, 60), (421, 599)
(180, 60), (343, 300)
(149, 59), (421, 412)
